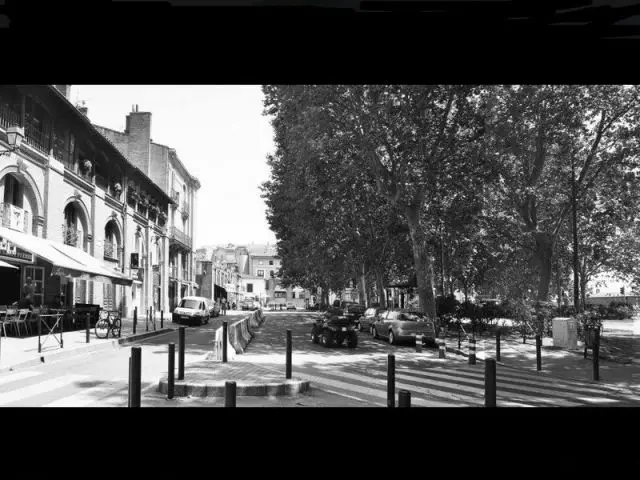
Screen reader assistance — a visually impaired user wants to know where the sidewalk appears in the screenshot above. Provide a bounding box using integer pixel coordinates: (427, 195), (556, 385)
(0, 315), (174, 373)
(447, 333), (640, 393)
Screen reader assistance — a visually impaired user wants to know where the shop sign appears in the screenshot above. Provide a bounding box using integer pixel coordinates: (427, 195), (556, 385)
(0, 236), (34, 263)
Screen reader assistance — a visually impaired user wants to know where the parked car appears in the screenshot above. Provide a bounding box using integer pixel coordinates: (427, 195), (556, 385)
(311, 311), (358, 348)
(172, 296), (211, 326)
(371, 309), (436, 346)
(286, 301), (296, 311)
(358, 307), (386, 332)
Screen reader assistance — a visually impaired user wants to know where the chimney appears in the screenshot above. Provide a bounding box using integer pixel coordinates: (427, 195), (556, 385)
(55, 85), (72, 99)
(77, 101), (88, 117)
(124, 107), (152, 176)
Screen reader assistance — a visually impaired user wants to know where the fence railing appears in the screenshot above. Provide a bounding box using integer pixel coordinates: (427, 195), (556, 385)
(0, 202), (30, 233)
(62, 224), (80, 247)
(0, 104), (20, 131)
(24, 123), (50, 155)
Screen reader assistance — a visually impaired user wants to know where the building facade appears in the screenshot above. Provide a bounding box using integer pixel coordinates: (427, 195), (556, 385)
(195, 242), (311, 308)
(94, 106), (200, 312)
(0, 85), (175, 317)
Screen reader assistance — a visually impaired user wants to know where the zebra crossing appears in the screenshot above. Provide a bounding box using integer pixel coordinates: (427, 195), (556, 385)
(0, 369), (131, 407)
(294, 362), (640, 407)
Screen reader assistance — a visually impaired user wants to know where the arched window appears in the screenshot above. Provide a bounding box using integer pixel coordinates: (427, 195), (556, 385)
(104, 220), (120, 261)
(63, 203), (81, 247)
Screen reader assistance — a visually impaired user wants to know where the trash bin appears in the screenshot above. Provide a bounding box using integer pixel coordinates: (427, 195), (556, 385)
(552, 317), (578, 349)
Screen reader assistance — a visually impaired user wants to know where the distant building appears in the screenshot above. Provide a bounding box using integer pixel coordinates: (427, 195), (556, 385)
(195, 242), (311, 308)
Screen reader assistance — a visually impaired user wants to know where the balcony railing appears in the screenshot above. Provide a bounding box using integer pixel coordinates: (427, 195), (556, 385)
(1, 203), (30, 233)
(181, 201), (190, 218)
(0, 104), (20, 131)
(62, 224), (80, 247)
(103, 242), (122, 262)
(169, 226), (192, 249)
(171, 189), (180, 205)
(24, 123), (50, 155)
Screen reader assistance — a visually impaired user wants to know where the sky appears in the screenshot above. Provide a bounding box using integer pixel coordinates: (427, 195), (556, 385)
(71, 85), (278, 249)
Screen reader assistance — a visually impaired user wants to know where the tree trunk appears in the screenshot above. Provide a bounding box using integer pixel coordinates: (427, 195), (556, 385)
(555, 260), (562, 308)
(440, 227), (446, 297)
(360, 262), (368, 307)
(534, 231), (554, 301)
(571, 161), (581, 312)
(405, 206), (436, 320)
(580, 260), (588, 312)
(374, 266), (386, 309)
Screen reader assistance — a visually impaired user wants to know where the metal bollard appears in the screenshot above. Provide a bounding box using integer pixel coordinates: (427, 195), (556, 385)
(85, 312), (90, 343)
(387, 354), (395, 408)
(496, 331), (501, 362)
(536, 334), (542, 371)
(38, 315), (42, 353)
(129, 346), (142, 408)
(415, 334), (423, 353)
(225, 381), (237, 407)
(178, 326), (185, 380)
(398, 390), (411, 407)
(469, 338), (476, 365)
(168, 342), (175, 399)
(152, 306), (155, 330)
(133, 306), (137, 334)
(146, 307), (149, 332)
(485, 358), (497, 407)
(161, 310), (164, 329)
(222, 321), (228, 363)
(439, 331), (446, 359)
(593, 328), (600, 381)
(286, 329), (292, 379)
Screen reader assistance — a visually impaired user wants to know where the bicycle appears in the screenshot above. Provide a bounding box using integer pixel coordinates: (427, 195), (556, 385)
(95, 310), (122, 339)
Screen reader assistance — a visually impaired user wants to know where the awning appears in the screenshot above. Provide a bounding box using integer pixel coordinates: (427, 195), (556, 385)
(0, 259), (18, 269)
(0, 226), (133, 286)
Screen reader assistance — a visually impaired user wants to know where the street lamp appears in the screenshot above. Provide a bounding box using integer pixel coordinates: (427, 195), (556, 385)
(1, 126), (24, 157)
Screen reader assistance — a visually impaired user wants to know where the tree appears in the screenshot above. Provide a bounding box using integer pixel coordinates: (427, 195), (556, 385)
(484, 85), (640, 301)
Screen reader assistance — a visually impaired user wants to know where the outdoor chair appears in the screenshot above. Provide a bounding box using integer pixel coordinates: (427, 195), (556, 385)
(14, 309), (30, 337)
(3, 308), (17, 336)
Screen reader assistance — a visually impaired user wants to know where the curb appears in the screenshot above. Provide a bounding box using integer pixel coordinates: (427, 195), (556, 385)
(0, 327), (176, 374)
(156, 378), (311, 397)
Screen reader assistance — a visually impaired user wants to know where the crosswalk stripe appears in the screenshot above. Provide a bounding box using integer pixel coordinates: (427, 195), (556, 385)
(306, 368), (483, 406)
(297, 371), (461, 407)
(0, 374), (87, 406)
(43, 382), (119, 407)
(0, 371), (42, 387)
(401, 367), (623, 399)
(396, 369), (618, 405)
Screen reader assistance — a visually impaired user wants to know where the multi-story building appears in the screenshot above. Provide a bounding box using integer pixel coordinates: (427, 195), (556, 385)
(195, 245), (241, 305)
(195, 242), (311, 308)
(0, 85), (173, 317)
(95, 105), (200, 312)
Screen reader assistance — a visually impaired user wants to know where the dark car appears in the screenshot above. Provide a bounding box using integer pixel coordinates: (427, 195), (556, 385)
(371, 309), (436, 346)
(358, 307), (386, 332)
(311, 310), (358, 348)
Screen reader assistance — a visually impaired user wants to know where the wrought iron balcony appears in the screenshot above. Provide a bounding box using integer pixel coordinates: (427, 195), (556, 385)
(170, 189), (180, 207)
(62, 224), (80, 247)
(0, 104), (20, 132)
(1, 203), (30, 233)
(24, 123), (49, 155)
(169, 226), (192, 250)
(103, 242), (122, 262)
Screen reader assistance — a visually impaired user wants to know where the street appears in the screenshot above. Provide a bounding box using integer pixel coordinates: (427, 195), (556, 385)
(1, 311), (639, 407)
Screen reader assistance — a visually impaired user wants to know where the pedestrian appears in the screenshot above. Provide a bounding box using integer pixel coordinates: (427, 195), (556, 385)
(20, 276), (36, 310)
(222, 298), (227, 315)
(232, 302), (236, 310)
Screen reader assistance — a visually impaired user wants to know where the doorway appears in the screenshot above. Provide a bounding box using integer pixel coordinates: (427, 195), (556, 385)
(0, 266), (20, 305)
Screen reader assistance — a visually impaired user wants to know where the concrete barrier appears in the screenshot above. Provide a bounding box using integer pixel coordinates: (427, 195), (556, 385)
(213, 325), (236, 361)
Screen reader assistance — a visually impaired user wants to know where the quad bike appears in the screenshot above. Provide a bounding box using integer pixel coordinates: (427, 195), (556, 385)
(311, 311), (358, 349)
